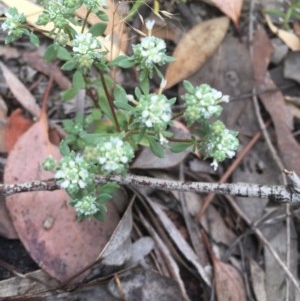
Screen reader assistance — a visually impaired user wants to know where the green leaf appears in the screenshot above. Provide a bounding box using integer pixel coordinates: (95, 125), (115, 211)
(62, 87), (79, 101)
(148, 137), (165, 158)
(29, 32), (40, 47)
(101, 183), (119, 195)
(183, 80), (195, 94)
(61, 60), (76, 71)
(95, 10), (109, 21)
(90, 108), (102, 120)
(80, 133), (111, 144)
(170, 142), (193, 153)
(113, 84), (127, 102)
(62, 119), (74, 132)
(57, 46), (72, 61)
(139, 77), (149, 95)
(108, 55), (135, 68)
(89, 22), (107, 36)
(72, 70), (85, 90)
(97, 193), (112, 203)
(59, 140), (70, 156)
(126, 0), (144, 20)
(94, 210), (106, 222)
(75, 113), (85, 124)
(134, 87), (142, 99)
(114, 100), (133, 111)
(63, 24), (78, 40)
(44, 44), (58, 62)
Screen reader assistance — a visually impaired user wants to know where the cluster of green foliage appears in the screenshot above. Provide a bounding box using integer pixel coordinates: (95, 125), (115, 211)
(2, 0), (239, 221)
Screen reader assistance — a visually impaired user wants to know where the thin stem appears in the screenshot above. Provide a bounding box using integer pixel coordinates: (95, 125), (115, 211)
(98, 70), (121, 132)
(172, 111), (184, 120)
(81, 8), (93, 33)
(167, 137), (194, 143)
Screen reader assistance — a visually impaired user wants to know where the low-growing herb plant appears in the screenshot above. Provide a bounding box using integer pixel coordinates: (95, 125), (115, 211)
(264, 0), (300, 31)
(1, 1), (239, 221)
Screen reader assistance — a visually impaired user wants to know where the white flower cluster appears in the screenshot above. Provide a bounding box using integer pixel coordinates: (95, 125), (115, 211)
(202, 121), (239, 170)
(133, 94), (173, 132)
(1, 7), (26, 38)
(73, 195), (99, 218)
(132, 35), (171, 74)
(183, 84), (229, 123)
(72, 33), (102, 70)
(36, 0), (81, 28)
(72, 33), (101, 55)
(55, 152), (92, 194)
(96, 137), (134, 174)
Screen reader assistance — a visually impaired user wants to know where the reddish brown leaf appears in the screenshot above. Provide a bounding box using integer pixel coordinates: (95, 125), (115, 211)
(164, 17), (229, 90)
(253, 26), (300, 175)
(213, 258), (246, 301)
(4, 114), (120, 282)
(5, 109), (33, 153)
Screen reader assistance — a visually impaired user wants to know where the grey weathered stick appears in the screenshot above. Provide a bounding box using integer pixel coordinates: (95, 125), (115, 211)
(1, 170), (300, 203)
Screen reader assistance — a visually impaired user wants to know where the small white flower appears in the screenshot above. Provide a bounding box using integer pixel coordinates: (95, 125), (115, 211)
(74, 195), (98, 217)
(96, 137), (134, 174)
(146, 19), (155, 31)
(160, 78), (167, 91)
(127, 94), (135, 102)
(159, 133), (168, 145)
(55, 153), (92, 193)
(211, 160), (218, 171)
(222, 95), (230, 103)
(145, 119), (153, 127)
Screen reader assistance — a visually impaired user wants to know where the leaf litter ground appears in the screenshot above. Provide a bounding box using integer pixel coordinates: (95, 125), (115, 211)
(1, 0), (300, 300)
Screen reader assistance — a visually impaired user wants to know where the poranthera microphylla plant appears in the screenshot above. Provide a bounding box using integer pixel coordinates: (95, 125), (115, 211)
(1, 1), (239, 221)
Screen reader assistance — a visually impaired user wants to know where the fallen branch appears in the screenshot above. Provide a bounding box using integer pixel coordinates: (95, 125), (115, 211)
(2, 169), (300, 203)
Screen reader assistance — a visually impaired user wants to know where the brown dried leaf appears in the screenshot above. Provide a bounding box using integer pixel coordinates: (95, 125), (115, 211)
(249, 258), (267, 301)
(147, 199), (211, 286)
(265, 14), (300, 51)
(0, 46), (20, 59)
(4, 114), (120, 282)
(253, 26), (300, 174)
(0, 62), (41, 118)
(5, 109), (33, 153)
(164, 17), (229, 90)
(202, 0), (243, 28)
(0, 96), (8, 153)
(213, 258), (246, 301)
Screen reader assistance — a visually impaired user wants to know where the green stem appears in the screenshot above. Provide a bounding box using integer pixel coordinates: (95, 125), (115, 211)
(98, 70), (121, 132)
(83, 75), (101, 109)
(172, 111), (185, 120)
(167, 137), (193, 143)
(81, 8), (93, 33)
